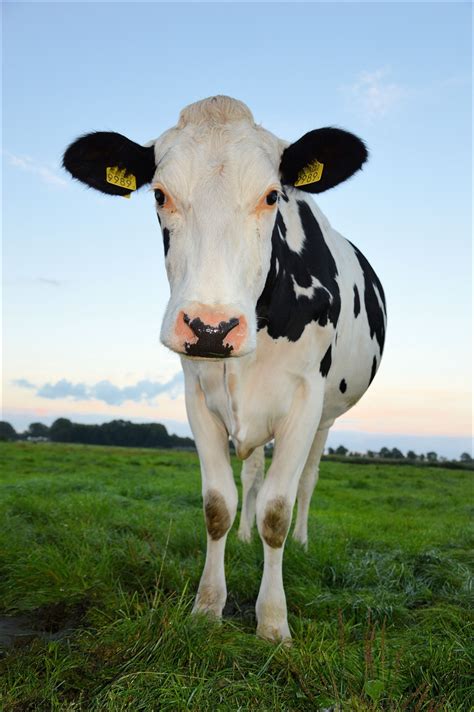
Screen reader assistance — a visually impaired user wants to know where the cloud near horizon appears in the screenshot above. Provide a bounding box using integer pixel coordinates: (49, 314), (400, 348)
(13, 374), (184, 406)
(12, 378), (37, 390)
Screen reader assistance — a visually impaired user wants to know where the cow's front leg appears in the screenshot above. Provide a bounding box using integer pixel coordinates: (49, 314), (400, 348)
(194, 470), (237, 617)
(185, 379), (237, 619)
(255, 382), (323, 642)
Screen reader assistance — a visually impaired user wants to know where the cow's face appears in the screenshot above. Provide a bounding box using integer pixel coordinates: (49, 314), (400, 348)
(63, 96), (367, 359)
(152, 103), (283, 358)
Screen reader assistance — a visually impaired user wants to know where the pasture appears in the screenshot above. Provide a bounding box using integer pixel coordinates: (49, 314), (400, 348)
(0, 443), (472, 711)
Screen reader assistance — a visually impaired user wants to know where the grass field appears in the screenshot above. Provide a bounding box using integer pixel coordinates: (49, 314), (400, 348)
(0, 442), (472, 711)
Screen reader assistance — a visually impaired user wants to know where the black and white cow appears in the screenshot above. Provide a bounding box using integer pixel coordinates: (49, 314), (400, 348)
(63, 96), (386, 642)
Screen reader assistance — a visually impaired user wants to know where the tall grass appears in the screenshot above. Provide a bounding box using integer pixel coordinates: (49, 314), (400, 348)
(0, 443), (472, 710)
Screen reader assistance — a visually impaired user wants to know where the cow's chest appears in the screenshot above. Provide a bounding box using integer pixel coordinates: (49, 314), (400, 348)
(195, 360), (288, 458)
(183, 327), (329, 458)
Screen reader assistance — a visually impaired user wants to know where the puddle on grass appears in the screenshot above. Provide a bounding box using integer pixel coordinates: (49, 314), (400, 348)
(0, 601), (87, 650)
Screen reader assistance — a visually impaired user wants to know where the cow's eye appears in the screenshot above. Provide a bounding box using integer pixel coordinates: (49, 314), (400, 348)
(154, 189), (166, 206)
(266, 190), (279, 206)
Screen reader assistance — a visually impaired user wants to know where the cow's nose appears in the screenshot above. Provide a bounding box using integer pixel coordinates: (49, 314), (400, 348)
(183, 314), (240, 357)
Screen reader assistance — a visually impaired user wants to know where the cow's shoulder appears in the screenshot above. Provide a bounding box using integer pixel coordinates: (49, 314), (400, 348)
(256, 194), (341, 341)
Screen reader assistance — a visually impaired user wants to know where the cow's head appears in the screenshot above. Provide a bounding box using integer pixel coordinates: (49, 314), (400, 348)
(63, 96), (367, 359)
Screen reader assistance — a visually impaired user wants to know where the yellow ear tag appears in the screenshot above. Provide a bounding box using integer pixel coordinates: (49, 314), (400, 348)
(294, 158), (324, 187)
(106, 166), (137, 198)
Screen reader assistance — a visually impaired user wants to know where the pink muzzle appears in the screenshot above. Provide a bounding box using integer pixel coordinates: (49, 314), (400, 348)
(173, 307), (248, 358)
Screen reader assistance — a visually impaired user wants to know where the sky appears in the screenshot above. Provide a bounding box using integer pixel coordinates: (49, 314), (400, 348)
(2, 2), (472, 458)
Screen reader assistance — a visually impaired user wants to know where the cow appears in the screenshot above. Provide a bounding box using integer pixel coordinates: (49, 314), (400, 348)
(63, 95), (386, 642)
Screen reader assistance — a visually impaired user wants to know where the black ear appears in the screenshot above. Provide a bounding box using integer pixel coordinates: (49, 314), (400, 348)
(62, 131), (156, 196)
(280, 128), (368, 193)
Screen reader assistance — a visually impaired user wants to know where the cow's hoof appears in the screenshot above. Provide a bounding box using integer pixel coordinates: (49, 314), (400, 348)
(192, 586), (225, 619)
(237, 526), (252, 543)
(256, 620), (292, 644)
(292, 529), (308, 550)
(191, 600), (223, 620)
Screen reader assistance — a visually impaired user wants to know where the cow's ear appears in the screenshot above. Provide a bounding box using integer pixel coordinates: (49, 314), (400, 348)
(279, 128), (368, 193)
(63, 131), (156, 197)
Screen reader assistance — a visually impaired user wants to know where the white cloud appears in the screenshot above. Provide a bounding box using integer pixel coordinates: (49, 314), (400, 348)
(13, 374), (184, 406)
(5, 151), (68, 187)
(342, 68), (406, 120)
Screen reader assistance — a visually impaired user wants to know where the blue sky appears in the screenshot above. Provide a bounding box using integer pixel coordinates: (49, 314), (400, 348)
(3, 2), (472, 457)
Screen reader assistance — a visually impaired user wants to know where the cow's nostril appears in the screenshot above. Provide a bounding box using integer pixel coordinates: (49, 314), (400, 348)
(219, 317), (239, 337)
(183, 314), (239, 339)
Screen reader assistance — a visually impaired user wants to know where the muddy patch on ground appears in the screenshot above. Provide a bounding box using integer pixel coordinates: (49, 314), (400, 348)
(223, 594), (256, 623)
(0, 601), (88, 650)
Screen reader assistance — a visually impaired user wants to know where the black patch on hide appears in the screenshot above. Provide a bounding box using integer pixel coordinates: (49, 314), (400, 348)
(339, 378), (347, 393)
(256, 201), (340, 341)
(353, 284), (361, 317)
(320, 345), (332, 377)
(350, 243), (386, 354)
(369, 356), (377, 385)
(163, 228), (170, 256)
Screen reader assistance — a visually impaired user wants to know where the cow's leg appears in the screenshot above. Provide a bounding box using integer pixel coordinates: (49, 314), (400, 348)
(292, 427), (330, 549)
(255, 383), (323, 642)
(185, 380), (238, 619)
(238, 446), (265, 542)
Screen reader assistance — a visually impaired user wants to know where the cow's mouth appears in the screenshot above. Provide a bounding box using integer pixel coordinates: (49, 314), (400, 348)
(184, 342), (234, 359)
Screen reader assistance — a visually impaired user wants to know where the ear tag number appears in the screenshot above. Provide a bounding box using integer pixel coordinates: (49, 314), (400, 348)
(106, 166), (137, 198)
(294, 159), (324, 187)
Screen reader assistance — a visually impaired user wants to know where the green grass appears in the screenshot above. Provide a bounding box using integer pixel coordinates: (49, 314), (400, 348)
(0, 442), (472, 711)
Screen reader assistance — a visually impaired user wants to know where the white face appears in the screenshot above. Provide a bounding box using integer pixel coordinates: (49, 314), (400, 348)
(153, 115), (284, 359)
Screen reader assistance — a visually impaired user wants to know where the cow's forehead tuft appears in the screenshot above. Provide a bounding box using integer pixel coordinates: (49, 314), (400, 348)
(178, 95), (255, 128)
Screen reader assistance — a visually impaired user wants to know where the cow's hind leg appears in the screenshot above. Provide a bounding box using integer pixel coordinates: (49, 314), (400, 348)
(292, 427), (330, 549)
(238, 446), (264, 542)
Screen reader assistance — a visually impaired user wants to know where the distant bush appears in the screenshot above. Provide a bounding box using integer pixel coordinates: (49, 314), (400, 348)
(325, 444), (472, 469)
(47, 418), (195, 450)
(27, 422), (50, 438)
(323, 454), (473, 471)
(0, 421), (17, 441)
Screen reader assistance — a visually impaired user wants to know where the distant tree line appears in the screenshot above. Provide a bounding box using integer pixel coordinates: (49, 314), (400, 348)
(0, 419), (195, 450)
(326, 444), (472, 464)
(0, 421), (472, 465)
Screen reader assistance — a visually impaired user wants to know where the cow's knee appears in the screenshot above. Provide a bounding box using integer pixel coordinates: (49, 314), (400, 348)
(204, 489), (232, 540)
(259, 495), (291, 548)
